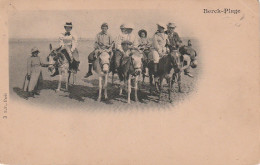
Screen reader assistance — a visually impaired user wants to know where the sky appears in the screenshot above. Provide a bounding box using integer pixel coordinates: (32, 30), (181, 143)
(9, 10), (195, 39)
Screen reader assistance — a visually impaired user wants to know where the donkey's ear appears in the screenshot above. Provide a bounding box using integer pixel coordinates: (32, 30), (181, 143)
(57, 46), (62, 51)
(49, 44), (52, 51)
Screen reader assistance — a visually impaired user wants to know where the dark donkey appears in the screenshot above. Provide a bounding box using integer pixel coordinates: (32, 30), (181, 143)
(118, 50), (143, 103)
(157, 50), (182, 103)
(47, 44), (79, 91)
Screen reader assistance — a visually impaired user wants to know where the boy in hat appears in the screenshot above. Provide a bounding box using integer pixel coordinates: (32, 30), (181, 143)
(24, 47), (49, 96)
(59, 22), (80, 72)
(84, 23), (113, 78)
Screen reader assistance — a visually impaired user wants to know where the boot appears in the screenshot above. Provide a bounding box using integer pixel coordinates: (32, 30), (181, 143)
(84, 63), (93, 78)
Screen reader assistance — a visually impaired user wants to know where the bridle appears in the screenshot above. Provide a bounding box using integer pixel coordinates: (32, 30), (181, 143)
(130, 56), (142, 76)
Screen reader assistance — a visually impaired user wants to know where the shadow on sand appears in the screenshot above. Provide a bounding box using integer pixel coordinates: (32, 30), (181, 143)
(13, 79), (158, 104)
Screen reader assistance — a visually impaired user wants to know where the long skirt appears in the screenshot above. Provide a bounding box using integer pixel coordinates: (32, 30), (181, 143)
(23, 67), (43, 92)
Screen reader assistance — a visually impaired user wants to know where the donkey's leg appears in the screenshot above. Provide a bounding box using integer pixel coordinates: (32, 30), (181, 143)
(104, 74), (108, 99)
(178, 72), (183, 93)
(57, 72), (62, 91)
(168, 78), (172, 103)
(127, 76), (131, 104)
(119, 81), (123, 96)
(97, 76), (102, 102)
(111, 72), (114, 85)
(73, 72), (76, 85)
(65, 71), (69, 91)
(68, 71), (71, 85)
(158, 77), (164, 102)
(134, 76), (139, 102)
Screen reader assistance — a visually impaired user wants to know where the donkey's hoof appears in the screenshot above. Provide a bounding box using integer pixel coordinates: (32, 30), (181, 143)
(55, 89), (61, 92)
(97, 98), (101, 102)
(169, 99), (173, 103)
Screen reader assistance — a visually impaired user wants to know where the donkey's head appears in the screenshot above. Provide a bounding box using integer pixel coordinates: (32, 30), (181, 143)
(99, 52), (110, 73)
(47, 44), (63, 75)
(131, 50), (143, 76)
(169, 50), (182, 72)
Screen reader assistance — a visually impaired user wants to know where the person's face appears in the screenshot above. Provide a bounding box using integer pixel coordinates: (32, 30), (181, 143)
(65, 26), (72, 32)
(168, 27), (175, 33)
(126, 28), (133, 34)
(32, 51), (39, 57)
(141, 32), (146, 38)
(122, 43), (130, 52)
(101, 26), (108, 33)
(157, 26), (165, 33)
(121, 28), (126, 33)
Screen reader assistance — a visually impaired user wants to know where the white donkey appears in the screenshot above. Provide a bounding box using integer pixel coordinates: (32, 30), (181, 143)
(92, 51), (110, 102)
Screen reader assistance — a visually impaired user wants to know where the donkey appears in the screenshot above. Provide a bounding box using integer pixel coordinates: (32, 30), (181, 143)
(47, 44), (70, 91)
(118, 50), (143, 104)
(158, 50), (182, 103)
(92, 51), (110, 102)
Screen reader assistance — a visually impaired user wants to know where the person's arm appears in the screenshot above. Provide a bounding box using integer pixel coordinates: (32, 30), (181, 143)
(39, 57), (49, 67)
(59, 33), (65, 47)
(153, 34), (162, 53)
(94, 33), (100, 50)
(115, 34), (123, 52)
(175, 33), (182, 47)
(71, 34), (78, 52)
(27, 57), (32, 78)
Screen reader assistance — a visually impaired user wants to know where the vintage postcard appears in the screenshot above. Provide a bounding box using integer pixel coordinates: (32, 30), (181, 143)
(0, 0), (259, 164)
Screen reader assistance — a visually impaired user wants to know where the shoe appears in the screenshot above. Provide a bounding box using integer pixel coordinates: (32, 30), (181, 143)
(184, 72), (193, 78)
(84, 72), (93, 78)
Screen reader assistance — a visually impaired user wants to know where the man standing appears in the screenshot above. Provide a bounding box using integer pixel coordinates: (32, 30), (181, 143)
(84, 23), (113, 78)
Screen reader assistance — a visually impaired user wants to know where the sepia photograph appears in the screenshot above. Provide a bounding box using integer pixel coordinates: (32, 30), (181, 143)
(9, 10), (200, 109)
(0, 0), (259, 164)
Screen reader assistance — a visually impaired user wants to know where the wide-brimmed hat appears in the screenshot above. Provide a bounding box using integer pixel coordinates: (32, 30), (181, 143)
(167, 22), (176, 28)
(124, 23), (134, 29)
(64, 22), (73, 27)
(138, 29), (147, 37)
(31, 47), (40, 54)
(120, 24), (125, 29)
(156, 22), (166, 29)
(101, 22), (108, 28)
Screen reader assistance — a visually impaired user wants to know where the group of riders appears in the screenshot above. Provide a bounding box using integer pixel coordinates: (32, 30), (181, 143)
(24, 21), (198, 97)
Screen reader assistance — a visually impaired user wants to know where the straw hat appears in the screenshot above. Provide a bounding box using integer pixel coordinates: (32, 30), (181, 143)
(31, 47), (40, 54)
(124, 23), (134, 29)
(156, 22), (166, 29)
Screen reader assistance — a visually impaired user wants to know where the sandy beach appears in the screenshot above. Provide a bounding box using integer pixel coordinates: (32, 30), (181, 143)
(9, 38), (200, 110)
